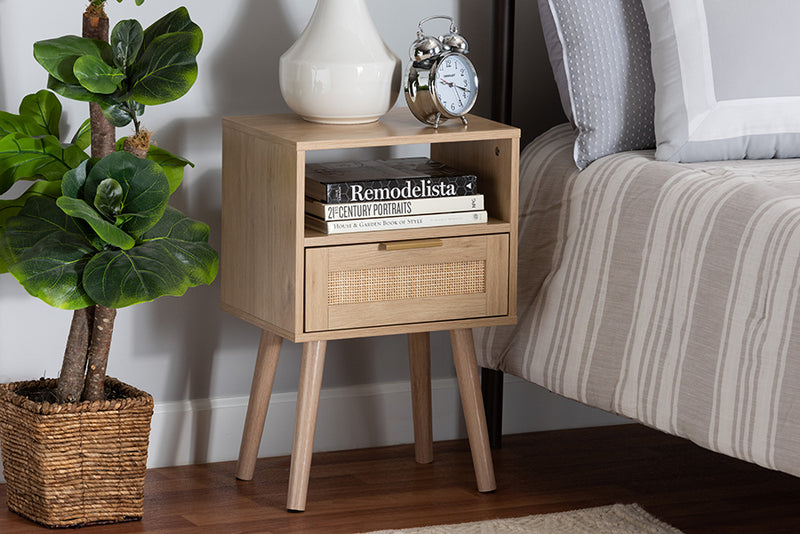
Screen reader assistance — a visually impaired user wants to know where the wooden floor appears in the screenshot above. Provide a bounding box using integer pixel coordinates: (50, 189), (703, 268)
(2, 424), (799, 533)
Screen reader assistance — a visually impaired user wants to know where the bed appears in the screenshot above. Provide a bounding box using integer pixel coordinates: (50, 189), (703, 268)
(478, 0), (800, 479)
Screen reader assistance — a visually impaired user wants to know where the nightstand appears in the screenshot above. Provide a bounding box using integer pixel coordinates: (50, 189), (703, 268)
(221, 109), (519, 511)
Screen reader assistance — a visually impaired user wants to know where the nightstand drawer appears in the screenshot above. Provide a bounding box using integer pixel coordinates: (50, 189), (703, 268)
(305, 235), (509, 332)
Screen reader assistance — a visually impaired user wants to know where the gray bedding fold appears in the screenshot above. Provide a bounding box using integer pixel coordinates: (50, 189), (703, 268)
(476, 124), (800, 477)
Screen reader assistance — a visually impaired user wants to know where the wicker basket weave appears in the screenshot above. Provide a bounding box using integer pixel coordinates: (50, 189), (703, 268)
(0, 378), (154, 527)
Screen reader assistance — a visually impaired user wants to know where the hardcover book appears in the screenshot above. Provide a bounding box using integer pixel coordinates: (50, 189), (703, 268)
(305, 157), (478, 204)
(305, 210), (488, 234)
(305, 194), (484, 221)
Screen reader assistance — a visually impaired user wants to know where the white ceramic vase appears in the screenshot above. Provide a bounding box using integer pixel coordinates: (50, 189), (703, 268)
(279, 0), (401, 124)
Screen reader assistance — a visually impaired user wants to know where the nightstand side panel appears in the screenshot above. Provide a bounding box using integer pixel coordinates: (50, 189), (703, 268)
(222, 126), (304, 336)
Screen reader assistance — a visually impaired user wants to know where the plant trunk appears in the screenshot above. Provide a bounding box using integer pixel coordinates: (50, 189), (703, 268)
(83, 10), (116, 158)
(82, 305), (117, 401)
(55, 307), (94, 402)
(58, 4), (118, 403)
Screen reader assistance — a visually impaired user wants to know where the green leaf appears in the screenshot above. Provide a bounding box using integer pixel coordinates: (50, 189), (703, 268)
(0, 133), (89, 194)
(61, 159), (92, 199)
(111, 19), (144, 68)
(73, 55), (124, 94)
(140, 205), (218, 280)
(146, 145), (192, 193)
(0, 180), (62, 229)
(0, 180), (62, 273)
(56, 196), (135, 250)
(131, 100), (145, 117)
(34, 35), (113, 86)
(47, 75), (114, 105)
(83, 208), (217, 308)
(116, 137), (192, 193)
(0, 196), (95, 309)
(140, 206), (208, 241)
(71, 118), (92, 150)
(81, 245), (181, 308)
(84, 151), (169, 236)
(7, 233), (96, 309)
(99, 100), (145, 128)
(100, 101), (134, 127)
(94, 178), (124, 219)
(0, 90), (62, 138)
(141, 7), (201, 53)
(128, 31), (202, 105)
(19, 90), (62, 137)
(0, 110), (44, 138)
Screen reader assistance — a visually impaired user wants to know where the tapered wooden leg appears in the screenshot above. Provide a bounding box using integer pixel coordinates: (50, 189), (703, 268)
(408, 332), (433, 464)
(236, 330), (283, 481)
(287, 340), (327, 512)
(449, 328), (496, 493)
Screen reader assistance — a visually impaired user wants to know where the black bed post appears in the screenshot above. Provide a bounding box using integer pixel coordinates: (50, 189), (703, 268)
(491, 0), (515, 126)
(482, 0), (515, 450)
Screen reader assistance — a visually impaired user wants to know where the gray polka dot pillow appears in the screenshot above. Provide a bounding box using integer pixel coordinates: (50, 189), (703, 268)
(538, 0), (656, 169)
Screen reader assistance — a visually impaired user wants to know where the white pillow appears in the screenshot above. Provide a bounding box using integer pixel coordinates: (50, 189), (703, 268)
(642, 0), (800, 162)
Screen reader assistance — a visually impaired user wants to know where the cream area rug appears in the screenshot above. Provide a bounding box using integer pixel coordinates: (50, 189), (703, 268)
(359, 504), (683, 534)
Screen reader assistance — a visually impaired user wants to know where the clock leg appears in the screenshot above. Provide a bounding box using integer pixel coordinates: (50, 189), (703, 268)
(461, 116), (469, 125)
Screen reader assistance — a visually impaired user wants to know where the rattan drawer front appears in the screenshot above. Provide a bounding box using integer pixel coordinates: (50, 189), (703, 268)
(305, 235), (508, 331)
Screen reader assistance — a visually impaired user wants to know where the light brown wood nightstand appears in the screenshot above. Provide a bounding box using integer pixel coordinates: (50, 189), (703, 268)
(221, 109), (519, 512)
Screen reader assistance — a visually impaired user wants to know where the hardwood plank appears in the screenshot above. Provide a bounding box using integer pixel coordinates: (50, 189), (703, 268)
(2, 425), (800, 533)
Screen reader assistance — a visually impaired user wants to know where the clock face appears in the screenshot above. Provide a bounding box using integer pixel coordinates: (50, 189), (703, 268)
(433, 53), (478, 117)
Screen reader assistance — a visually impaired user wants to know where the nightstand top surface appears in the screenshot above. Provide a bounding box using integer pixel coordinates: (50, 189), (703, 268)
(222, 108), (520, 150)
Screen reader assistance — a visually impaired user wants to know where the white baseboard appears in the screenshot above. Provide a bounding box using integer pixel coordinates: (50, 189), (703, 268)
(148, 375), (625, 469)
(0, 376), (625, 482)
(146, 377), (465, 469)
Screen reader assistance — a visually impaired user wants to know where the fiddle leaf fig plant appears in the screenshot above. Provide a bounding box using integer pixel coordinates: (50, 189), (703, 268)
(0, 89), (189, 272)
(2, 151), (216, 310)
(35, 6), (201, 131)
(0, 2), (216, 404)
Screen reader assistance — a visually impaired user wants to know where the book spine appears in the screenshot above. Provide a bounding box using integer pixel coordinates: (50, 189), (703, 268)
(309, 175), (478, 204)
(306, 195), (485, 221)
(306, 210), (488, 234)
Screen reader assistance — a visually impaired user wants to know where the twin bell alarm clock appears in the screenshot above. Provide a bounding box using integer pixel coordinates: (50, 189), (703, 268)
(405, 15), (478, 128)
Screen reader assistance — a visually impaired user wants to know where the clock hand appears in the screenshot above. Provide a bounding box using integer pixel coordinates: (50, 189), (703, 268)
(439, 79), (465, 108)
(453, 85), (464, 107)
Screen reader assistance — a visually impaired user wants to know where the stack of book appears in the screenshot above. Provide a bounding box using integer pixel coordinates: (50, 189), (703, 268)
(304, 157), (487, 234)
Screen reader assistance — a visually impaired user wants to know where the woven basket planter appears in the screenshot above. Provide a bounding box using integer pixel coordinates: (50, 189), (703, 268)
(0, 378), (154, 527)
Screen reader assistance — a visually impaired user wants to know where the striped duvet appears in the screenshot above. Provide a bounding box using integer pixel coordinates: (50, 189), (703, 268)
(476, 124), (800, 477)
